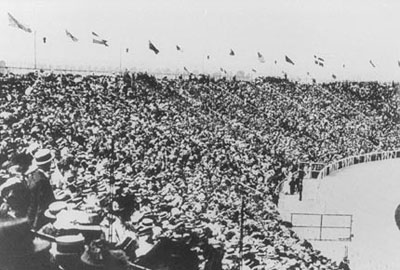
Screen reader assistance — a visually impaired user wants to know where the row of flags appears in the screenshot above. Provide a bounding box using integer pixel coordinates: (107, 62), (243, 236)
(7, 12), (400, 78)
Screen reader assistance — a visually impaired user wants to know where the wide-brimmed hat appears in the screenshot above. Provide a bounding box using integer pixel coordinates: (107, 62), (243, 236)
(34, 149), (54, 165)
(44, 201), (68, 220)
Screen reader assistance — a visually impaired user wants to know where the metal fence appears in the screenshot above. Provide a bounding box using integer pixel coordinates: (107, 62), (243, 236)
(318, 149), (400, 179)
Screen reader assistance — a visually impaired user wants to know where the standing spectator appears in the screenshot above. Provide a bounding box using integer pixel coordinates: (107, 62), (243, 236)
(26, 149), (56, 230)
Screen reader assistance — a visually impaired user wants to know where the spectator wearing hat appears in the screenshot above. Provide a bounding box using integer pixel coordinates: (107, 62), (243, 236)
(26, 149), (56, 230)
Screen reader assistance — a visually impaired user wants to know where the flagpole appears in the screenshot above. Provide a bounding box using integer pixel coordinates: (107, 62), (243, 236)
(34, 30), (37, 70)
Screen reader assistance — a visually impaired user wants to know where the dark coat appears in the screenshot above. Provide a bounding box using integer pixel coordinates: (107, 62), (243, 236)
(26, 169), (55, 230)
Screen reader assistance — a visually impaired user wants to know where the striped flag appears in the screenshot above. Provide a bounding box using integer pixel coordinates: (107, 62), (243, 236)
(369, 60), (376, 68)
(229, 49), (235, 56)
(149, 41), (159, 54)
(65, 30), (78, 42)
(92, 32), (108, 46)
(314, 55), (324, 67)
(8, 13), (32, 33)
(285, 55), (295, 65)
(257, 52), (265, 63)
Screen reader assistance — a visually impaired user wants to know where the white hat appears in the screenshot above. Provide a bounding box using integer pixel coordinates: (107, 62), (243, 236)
(34, 149), (54, 165)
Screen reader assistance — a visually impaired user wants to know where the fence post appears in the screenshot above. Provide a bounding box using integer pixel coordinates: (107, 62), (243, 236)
(319, 214), (323, 241)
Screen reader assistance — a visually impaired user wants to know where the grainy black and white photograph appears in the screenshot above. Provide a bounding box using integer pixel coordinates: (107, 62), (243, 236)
(0, 0), (399, 269)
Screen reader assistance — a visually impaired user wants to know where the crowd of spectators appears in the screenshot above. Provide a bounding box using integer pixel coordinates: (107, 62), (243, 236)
(0, 71), (398, 269)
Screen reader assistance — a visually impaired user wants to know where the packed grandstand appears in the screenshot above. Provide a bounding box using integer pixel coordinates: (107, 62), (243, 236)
(0, 70), (398, 269)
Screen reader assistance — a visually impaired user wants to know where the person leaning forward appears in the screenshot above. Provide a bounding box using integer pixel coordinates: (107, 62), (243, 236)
(26, 149), (56, 230)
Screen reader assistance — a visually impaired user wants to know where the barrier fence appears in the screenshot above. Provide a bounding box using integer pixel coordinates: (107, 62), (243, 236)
(290, 213), (353, 241)
(318, 149), (400, 179)
(298, 162), (325, 179)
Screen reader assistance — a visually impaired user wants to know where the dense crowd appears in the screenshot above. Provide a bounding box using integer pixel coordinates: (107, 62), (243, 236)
(0, 71), (398, 269)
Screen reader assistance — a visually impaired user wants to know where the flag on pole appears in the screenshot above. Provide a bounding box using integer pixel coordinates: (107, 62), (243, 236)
(229, 49), (235, 56)
(65, 30), (78, 42)
(92, 32), (108, 46)
(93, 39), (108, 46)
(149, 41), (159, 54)
(285, 55), (295, 65)
(257, 52), (265, 63)
(369, 60), (376, 68)
(7, 13), (32, 33)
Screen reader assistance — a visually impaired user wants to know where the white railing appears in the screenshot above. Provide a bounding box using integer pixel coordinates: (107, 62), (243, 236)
(318, 149), (400, 179)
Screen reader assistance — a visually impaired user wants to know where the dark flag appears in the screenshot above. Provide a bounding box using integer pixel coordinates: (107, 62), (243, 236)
(149, 41), (159, 54)
(285, 55), (295, 65)
(92, 32), (108, 46)
(314, 55), (324, 67)
(332, 74), (337, 79)
(126, 48), (129, 53)
(43, 37), (46, 43)
(176, 45), (182, 52)
(93, 38), (108, 46)
(65, 30), (78, 42)
(7, 13), (32, 33)
(229, 49), (235, 56)
(257, 52), (265, 63)
(207, 55), (210, 60)
(369, 60), (376, 68)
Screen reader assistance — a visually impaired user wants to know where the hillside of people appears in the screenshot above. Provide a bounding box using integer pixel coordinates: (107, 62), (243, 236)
(0, 71), (399, 270)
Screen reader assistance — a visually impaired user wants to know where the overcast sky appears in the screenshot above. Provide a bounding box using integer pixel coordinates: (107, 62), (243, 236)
(1, 0), (400, 81)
